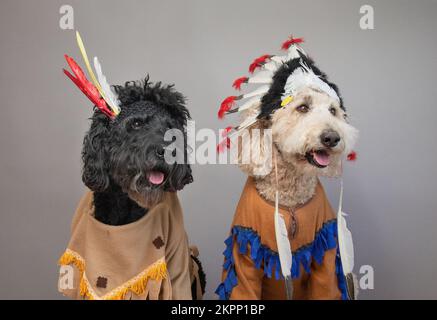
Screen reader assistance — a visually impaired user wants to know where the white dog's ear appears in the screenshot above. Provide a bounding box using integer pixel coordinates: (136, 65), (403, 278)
(237, 121), (273, 178)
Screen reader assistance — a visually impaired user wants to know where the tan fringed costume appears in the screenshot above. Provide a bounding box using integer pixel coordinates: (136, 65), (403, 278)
(58, 191), (202, 300)
(215, 178), (348, 300)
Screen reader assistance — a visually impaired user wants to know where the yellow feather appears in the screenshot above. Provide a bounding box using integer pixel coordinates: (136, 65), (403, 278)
(281, 95), (293, 107)
(75, 32), (111, 108)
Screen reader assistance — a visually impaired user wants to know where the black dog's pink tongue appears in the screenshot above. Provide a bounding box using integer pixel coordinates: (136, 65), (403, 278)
(148, 171), (164, 185)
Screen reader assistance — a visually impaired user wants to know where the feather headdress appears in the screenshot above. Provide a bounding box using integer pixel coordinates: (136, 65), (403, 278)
(63, 31), (120, 118)
(216, 35), (345, 151)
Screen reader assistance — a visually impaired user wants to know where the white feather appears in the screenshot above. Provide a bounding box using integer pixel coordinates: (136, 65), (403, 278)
(337, 180), (355, 274)
(282, 62), (340, 102)
(296, 46), (307, 56)
(242, 85), (270, 100)
(274, 191), (292, 279)
(247, 71), (274, 85)
(232, 116), (258, 138)
(261, 60), (280, 72)
(286, 45), (304, 60)
(237, 97), (262, 113)
(93, 56), (120, 114)
(247, 77), (273, 85)
(270, 55), (287, 64)
(270, 47), (306, 64)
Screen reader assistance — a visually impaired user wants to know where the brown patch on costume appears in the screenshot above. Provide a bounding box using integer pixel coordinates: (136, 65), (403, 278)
(153, 236), (165, 249)
(96, 276), (108, 288)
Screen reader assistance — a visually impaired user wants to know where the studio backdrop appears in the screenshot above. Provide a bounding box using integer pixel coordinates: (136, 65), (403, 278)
(1, 0), (436, 299)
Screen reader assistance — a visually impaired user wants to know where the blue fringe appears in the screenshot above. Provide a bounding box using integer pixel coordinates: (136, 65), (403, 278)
(336, 247), (349, 300)
(215, 219), (349, 300)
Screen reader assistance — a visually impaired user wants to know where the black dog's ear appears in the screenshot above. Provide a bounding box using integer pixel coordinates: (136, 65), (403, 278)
(181, 164), (194, 188)
(169, 164), (193, 191)
(82, 112), (111, 191)
(160, 87), (191, 128)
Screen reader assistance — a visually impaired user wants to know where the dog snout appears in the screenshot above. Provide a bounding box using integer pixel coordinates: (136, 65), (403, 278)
(320, 129), (340, 148)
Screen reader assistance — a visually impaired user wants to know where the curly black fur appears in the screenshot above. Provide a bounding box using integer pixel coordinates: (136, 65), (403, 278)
(191, 255), (206, 299)
(258, 53), (344, 119)
(82, 76), (193, 225)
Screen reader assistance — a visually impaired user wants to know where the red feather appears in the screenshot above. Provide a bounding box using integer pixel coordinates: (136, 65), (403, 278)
(347, 151), (357, 161)
(248, 54), (271, 73)
(216, 137), (231, 153)
(217, 127), (233, 152)
(281, 36), (304, 50)
(221, 126), (233, 137)
(63, 55), (115, 119)
(232, 76), (248, 90)
(218, 96), (238, 119)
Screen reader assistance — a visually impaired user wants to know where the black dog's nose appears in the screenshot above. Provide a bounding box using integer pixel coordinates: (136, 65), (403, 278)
(320, 130), (341, 148)
(155, 146), (165, 158)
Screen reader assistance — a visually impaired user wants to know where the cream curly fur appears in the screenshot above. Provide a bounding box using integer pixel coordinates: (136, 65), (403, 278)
(237, 87), (358, 208)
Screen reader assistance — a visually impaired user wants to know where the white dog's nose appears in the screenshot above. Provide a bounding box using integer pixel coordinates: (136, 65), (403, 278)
(320, 130), (341, 148)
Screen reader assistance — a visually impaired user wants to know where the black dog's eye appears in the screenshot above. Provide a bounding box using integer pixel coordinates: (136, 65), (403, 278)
(296, 104), (309, 113)
(130, 119), (145, 130)
(329, 106), (337, 116)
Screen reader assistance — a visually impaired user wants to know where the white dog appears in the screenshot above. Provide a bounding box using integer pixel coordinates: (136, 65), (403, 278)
(216, 36), (358, 300)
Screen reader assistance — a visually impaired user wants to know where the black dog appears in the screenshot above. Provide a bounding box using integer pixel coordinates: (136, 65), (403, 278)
(59, 75), (205, 299)
(82, 76), (193, 225)
(85, 77), (205, 297)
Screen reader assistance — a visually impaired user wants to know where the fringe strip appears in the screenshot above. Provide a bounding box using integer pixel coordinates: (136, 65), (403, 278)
(215, 220), (349, 300)
(58, 248), (167, 300)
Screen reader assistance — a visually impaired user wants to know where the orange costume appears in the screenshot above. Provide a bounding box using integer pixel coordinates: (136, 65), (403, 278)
(215, 178), (348, 300)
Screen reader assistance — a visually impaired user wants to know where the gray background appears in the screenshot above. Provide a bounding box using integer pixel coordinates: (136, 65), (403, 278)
(1, 0), (436, 299)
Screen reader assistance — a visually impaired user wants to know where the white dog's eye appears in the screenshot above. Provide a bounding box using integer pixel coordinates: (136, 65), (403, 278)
(296, 104), (309, 113)
(329, 106), (337, 116)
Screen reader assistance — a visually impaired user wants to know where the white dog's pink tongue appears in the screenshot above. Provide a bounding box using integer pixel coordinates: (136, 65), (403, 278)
(314, 151), (330, 166)
(148, 171), (164, 185)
